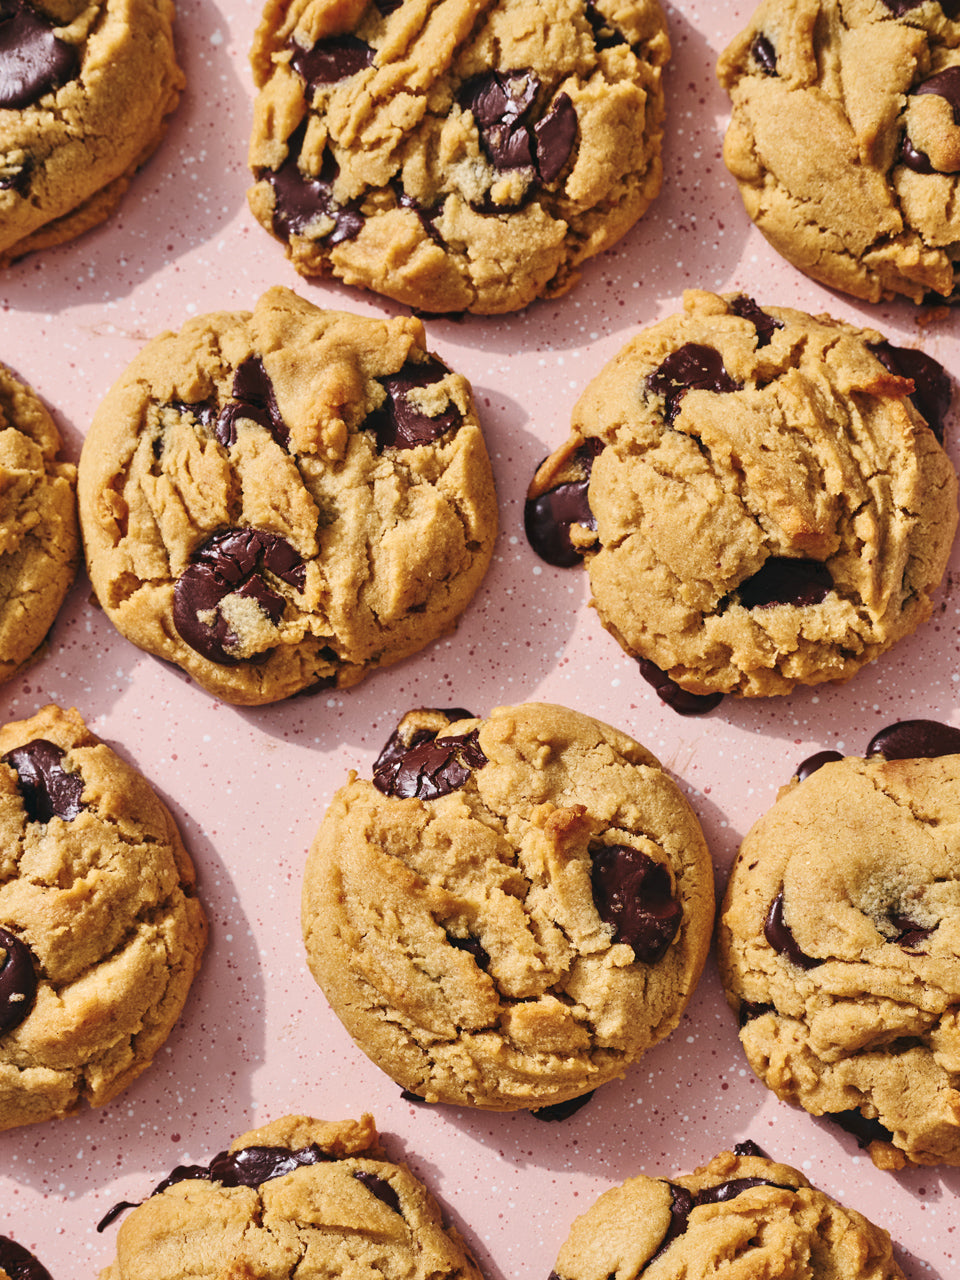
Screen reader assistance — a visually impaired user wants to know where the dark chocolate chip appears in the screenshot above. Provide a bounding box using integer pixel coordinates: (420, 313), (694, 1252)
(736, 558), (832, 609)
(172, 528), (305, 665)
(733, 1139), (769, 1158)
(0, 1236), (53, 1280)
(646, 344), (741, 426)
(584, 0), (628, 49)
(0, 925), (37, 1036)
(0, 0), (79, 109)
(866, 719), (960, 760)
(265, 123), (364, 244)
(524, 439), (603, 568)
(826, 1109), (896, 1150)
(636, 657), (724, 716)
(446, 932), (490, 971)
(531, 1090), (595, 1122)
(738, 999), (774, 1026)
(915, 65), (960, 115)
(882, 0), (959, 11)
(373, 0), (403, 11)
(373, 709), (475, 776)
(868, 341), (952, 445)
(461, 70), (540, 172)
(400, 1088), (427, 1103)
(396, 185), (445, 242)
(590, 844), (682, 963)
(794, 749), (844, 782)
(170, 398), (217, 428)
(697, 1176), (795, 1205)
(648, 1184), (694, 1265)
(368, 358), (460, 451)
(750, 33), (777, 74)
(534, 93), (577, 184)
(2, 739), (84, 823)
(0, 157), (30, 193)
(729, 294), (782, 347)
(215, 356), (288, 450)
(353, 1170), (402, 1214)
(648, 1174), (795, 1266)
(372, 727), (487, 800)
(900, 132), (935, 174)
(288, 33), (374, 95)
(886, 911), (934, 950)
(764, 889), (822, 970)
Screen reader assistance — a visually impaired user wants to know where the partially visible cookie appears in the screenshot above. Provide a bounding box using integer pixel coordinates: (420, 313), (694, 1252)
(718, 0), (960, 304)
(98, 1113), (484, 1280)
(0, 703), (206, 1130)
(246, 0), (670, 314)
(719, 720), (960, 1169)
(0, 361), (78, 682)
(77, 286), (497, 705)
(525, 290), (958, 708)
(0, 0), (183, 267)
(302, 702), (715, 1111)
(549, 1144), (905, 1280)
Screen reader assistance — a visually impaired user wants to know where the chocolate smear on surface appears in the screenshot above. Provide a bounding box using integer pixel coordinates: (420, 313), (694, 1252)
(368, 358), (460, 451)
(524, 439), (602, 567)
(373, 728), (487, 800)
(0, 926), (37, 1035)
(764, 890), (822, 970)
(636, 657), (724, 716)
(2, 739), (83, 822)
(0, 0), (79, 109)
(646, 344), (741, 425)
(590, 844), (681, 963)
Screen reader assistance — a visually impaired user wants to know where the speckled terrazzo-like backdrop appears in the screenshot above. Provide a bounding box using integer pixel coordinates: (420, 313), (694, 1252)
(1, 1), (958, 1277)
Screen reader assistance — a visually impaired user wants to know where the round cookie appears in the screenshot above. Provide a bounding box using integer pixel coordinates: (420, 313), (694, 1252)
(718, 0), (960, 305)
(549, 1144), (905, 1280)
(98, 1113), (484, 1280)
(0, 703), (206, 1131)
(0, 0), (183, 268)
(77, 285), (497, 706)
(525, 289), (958, 707)
(0, 360), (78, 682)
(302, 702), (715, 1111)
(719, 720), (960, 1169)
(246, 0), (670, 314)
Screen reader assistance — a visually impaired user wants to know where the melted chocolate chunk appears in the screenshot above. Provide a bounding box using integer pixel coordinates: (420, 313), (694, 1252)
(354, 1170), (401, 1213)
(764, 890), (822, 970)
(866, 719), (960, 760)
(215, 356), (288, 449)
(532, 1090), (595, 1122)
(373, 727), (487, 800)
(729, 294), (782, 347)
(882, 0), (960, 11)
(172, 528), (305, 665)
(886, 911), (934, 950)
(646, 344), (741, 425)
(901, 63), (960, 173)
(0, 1236), (53, 1280)
(584, 0), (627, 48)
(900, 132), (934, 174)
(534, 92), (577, 184)
(0, 0), (79, 109)
(751, 33), (777, 74)
(373, 709), (475, 777)
(0, 157), (29, 193)
(368, 358), (460, 451)
(590, 844), (682, 963)
(736, 557), (832, 609)
(396, 186), (444, 241)
(636, 657), (724, 716)
(733, 1139), (769, 1158)
(794, 749), (843, 781)
(826, 1109), (895, 1150)
(2, 739), (84, 823)
(868, 341), (952, 444)
(461, 70), (539, 171)
(288, 33), (374, 95)
(265, 123), (364, 244)
(170, 398), (217, 428)
(0, 926), (37, 1036)
(446, 932), (490, 971)
(648, 1175), (795, 1266)
(738, 999), (774, 1026)
(524, 439), (603, 568)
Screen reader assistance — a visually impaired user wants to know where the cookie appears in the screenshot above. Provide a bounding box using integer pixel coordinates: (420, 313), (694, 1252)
(718, 0), (960, 304)
(0, 0), (183, 267)
(524, 289), (958, 709)
(0, 360), (78, 682)
(98, 1113), (484, 1280)
(302, 701), (714, 1111)
(0, 703), (206, 1131)
(77, 286), (497, 706)
(549, 1143), (905, 1280)
(719, 718), (960, 1169)
(246, 0), (669, 314)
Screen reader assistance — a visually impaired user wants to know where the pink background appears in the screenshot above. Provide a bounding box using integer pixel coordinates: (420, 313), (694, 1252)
(2, 0), (959, 1275)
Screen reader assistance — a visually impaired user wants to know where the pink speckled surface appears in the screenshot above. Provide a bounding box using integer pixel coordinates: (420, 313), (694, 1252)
(1, 1), (959, 1275)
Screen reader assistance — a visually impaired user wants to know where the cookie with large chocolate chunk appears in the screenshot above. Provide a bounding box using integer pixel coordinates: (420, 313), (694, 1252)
(246, 0), (669, 313)
(302, 702), (714, 1110)
(0, 0), (183, 267)
(0, 703), (206, 1131)
(98, 1113), (483, 1280)
(550, 1146), (905, 1279)
(77, 286), (497, 705)
(719, 724), (960, 1168)
(526, 290), (958, 704)
(0, 360), (78, 682)
(718, 0), (960, 304)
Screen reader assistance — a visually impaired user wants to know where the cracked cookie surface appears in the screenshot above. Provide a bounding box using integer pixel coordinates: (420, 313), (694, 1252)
(525, 289), (958, 701)
(77, 285), (497, 705)
(99, 1113), (485, 1280)
(302, 702), (715, 1110)
(549, 1146), (905, 1279)
(246, 0), (669, 314)
(720, 748), (960, 1168)
(0, 360), (78, 682)
(0, 0), (183, 267)
(0, 703), (206, 1131)
(718, 0), (960, 304)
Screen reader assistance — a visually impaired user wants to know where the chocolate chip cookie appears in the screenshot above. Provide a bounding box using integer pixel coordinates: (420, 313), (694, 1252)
(302, 702), (715, 1111)
(98, 1113), (484, 1280)
(77, 286), (497, 705)
(718, 0), (960, 304)
(247, 0), (669, 314)
(549, 1143), (905, 1280)
(720, 719), (960, 1169)
(0, 703), (206, 1131)
(0, 360), (78, 683)
(0, 0), (183, 268)
(525, 290), (958, 709)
